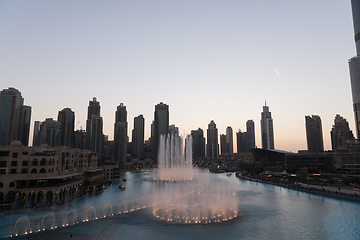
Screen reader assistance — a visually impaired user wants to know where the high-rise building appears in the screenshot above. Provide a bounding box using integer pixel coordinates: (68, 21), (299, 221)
(261, 103), (274, 150)
(349, 0), (360, 139)
(153, 102), (169, 163)
(330, 114), (355, 151)
(0, 87), (31, 146)
(246, 120), (255, 152)
(85, 97), (103, 154)
(132, 114), (144, 159)
(220, 134), (227, 155)
(19, 105), (31, 146)
(191, 128), (205, 159)
(32, 121), (41, 146)
(226, 126), (233, 154)
(206, 120), (219, 158)
(74, 129), (86, 149)
(114, 103), (127, 167)
(236, 130), (247, 153)
(39, 118), (61, 147)
(305, 115), (324, 153)
(58, 108), (75, 147)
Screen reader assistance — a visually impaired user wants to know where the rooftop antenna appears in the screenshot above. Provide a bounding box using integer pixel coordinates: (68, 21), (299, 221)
(265, 100), (267, 106)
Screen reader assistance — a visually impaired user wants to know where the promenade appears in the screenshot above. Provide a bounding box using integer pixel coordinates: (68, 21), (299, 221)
(236, 173), (360, 202)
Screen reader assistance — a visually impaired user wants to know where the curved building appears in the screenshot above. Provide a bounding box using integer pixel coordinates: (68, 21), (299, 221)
(349, 0), (360, 138)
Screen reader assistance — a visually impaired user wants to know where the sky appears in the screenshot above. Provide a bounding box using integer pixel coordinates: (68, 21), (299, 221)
(0, 0), (356, 153)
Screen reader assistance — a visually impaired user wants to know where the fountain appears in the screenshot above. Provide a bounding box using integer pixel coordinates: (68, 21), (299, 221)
(152, 134), (240, 224)
(154, 134), (196, 181)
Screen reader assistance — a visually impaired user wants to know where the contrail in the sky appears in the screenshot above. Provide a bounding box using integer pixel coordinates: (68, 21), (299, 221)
(274, 68), (280, 76)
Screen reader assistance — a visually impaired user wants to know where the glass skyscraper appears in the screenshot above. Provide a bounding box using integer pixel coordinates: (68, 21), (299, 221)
(349, 0), (360, 138)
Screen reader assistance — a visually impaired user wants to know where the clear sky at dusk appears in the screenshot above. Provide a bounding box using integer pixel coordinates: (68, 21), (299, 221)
(0, 1), (356, 153)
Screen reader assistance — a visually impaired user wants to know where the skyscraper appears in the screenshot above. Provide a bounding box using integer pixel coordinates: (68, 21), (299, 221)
(32, 121), (41, 146)
(330, 114), (355, 151)
(305, 115), (324, 153)
(261, 103), (274, 150)
(191, 128), (205, 159)
(132, 114), (144, 159)
(349, 0), (360, 138)
(220, 134), (227, 155)
(226, 126), (233, 155)
(85, 97), (103, 154)
(153, 102), (169, 163)
(0, 87), (31, 146)
(207, 120), (219, 158)
(114, 103), (128, 167)
(58, 108), (75, 147)
(236, 130), (247, 153)
(246, 120), (255, 152)
(39, 118), (61, 147)
(19, 105), (31, 146)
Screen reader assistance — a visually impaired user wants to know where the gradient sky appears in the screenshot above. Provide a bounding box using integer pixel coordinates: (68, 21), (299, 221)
(0, 0), (356, 153)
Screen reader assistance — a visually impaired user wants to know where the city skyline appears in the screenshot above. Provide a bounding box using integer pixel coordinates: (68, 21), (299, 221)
(0, 1), (356, 152)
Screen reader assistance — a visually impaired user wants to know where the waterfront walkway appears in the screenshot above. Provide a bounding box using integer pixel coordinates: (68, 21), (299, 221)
(236, 173), (360, 202)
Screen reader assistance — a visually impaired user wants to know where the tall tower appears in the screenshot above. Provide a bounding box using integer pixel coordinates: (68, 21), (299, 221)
(32, 121), (41, 146)
(330, 114), (355, 151)
(261, 102), (274, 150)
(58, 108), (75, 147)
(85, 97), (103, 154)
(191, 128), (205, 159)
(206, 120), (219, 158)
(236, 130), (247, 153)
(246, 120), (255, 152)
(0, 87), (31, 146)
(19, 105), (31, 146)
(349, 0), (360, 138)
(226, 126), (233, 154)
(153, 102), (169, 162)
(114, 103), (128, 167)
(132, 114), (144, 159)
(220, 134), (227, 155)
(305, 115), (324, 153)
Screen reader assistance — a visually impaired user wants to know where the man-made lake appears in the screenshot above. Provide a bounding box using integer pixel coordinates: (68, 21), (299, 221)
(1, 171), (360, 239)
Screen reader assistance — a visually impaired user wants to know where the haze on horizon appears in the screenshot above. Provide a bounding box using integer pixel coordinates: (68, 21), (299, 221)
(0, 0), (356, 153)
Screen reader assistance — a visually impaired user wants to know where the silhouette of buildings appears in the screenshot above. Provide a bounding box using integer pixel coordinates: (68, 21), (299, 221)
(330, 114), (355, 151)
(220, 134), (227, 155)
(246, 120), (255, 152)
(38, 118), (61, 147)
(58, 108), (75, 147)
(132, 114), (144, 159)
(85, 97), (103, 155)
(236, 130), (247, 153)
(0, 87), (31, 146)
(305, 115), (324, 153)
(191, 128), (205, 159)
(207, 120), (219, 158)
(261, 103), (274, 150)
(114, 103), (128, 168)
(226, 126), (233, 155)
(349, 0), (360, 138)
(153, 102), (169, 163)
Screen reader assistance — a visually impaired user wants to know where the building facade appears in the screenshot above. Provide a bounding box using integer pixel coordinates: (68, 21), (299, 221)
(85, 97), (103, 155)
(153, 102), (169, 163)
(246, 120), (255, 152)
(206, 120), (219, 158)
(305, 115), (324, 153)
(330, 114), (355, 151)
(58, 108), (75, 147)
(349, 0), (360, 139)
(132, 115), (144, 159)
(114, 103), (128, 168)
(226, 126), (233, 155)
(0, 88), (31, 146)
(261, 103), (274, 150)
(191, 128), (205, 159)
(237, 130), (247, 153)
(39, 118), (62, 147)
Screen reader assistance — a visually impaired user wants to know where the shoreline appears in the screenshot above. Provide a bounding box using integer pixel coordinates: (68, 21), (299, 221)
(235, 173), (360, 203)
